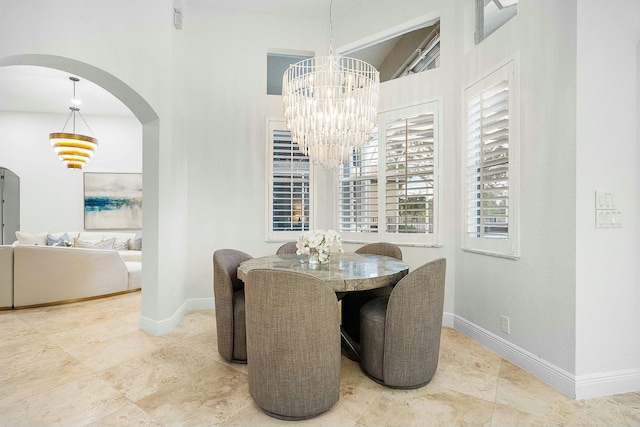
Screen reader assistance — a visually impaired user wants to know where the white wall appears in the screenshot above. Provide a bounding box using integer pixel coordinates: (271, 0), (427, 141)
(458, 0), (579, 381)
(178, 5), (327, 301)
(330, 0), (579, 385)
(0, 111), (141, 233)
(575, 0), (640, 396)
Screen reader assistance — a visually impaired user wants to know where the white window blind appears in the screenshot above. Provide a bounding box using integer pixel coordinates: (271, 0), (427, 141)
(463, 61), (519, 257)
(338, 132), (379, 233)
(268, 123), (311, 239)
(466, 80), (509, 239)
(386, 114), (435, 235)
(338, 101), (441, 246)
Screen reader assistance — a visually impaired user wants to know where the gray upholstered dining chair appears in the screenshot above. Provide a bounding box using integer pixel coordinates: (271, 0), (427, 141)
(355, 242), (403, 260)
(213, 249), (253, 363)
(244, 268), (341, 420)
(360, 258), (446, 388)
(275, 241), (298, 255)
(341, 242), (403, 341)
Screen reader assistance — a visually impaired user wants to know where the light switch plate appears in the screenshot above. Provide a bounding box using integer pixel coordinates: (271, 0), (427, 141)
(595, 191), (622, 228)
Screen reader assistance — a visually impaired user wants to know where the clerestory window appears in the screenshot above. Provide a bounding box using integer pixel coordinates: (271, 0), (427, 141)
(475, 0), (518, 44)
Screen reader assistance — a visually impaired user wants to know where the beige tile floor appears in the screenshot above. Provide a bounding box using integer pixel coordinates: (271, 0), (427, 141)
(1, 291), (638, 427)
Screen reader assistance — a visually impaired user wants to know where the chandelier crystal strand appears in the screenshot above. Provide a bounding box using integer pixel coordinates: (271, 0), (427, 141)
(282, 54), (379, 169)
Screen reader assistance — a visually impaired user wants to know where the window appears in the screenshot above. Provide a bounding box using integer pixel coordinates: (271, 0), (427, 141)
(267, 53), (312, 95)
(266, 120), (311, 241)
(338, 131), (379, 233)
(463, 61), (519, 257)
(385, 113), (436, 236)
(475, 0), (518, 44)
(339, 101), (441, 246)
(343, 20), (440, 83)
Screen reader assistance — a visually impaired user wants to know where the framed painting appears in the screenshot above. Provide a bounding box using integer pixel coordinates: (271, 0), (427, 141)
(84, 172), (142, 229)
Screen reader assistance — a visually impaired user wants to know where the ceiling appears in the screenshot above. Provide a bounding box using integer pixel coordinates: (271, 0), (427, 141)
(184, 0), (342, 18)
(0, 66), (133, 117)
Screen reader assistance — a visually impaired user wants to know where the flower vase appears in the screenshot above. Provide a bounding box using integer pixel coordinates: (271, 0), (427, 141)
(308, 249), (320, 265)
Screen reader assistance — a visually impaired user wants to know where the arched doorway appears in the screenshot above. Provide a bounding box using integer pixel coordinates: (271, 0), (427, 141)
(0, 54), (160, 328)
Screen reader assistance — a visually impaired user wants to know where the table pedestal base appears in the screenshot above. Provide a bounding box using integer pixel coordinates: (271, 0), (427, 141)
(340, 326), (361, 362)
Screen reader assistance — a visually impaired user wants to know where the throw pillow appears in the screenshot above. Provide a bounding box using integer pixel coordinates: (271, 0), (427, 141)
(114, 238), (130, 251)
(16, 231), (48, 246)
(73, 237), (116, 250)
(131, 232), (142, 250)
(47, 233), (70, 246)
(98, 238), (116, 250)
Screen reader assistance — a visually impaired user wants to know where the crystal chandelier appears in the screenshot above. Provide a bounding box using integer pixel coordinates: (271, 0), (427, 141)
(49, 77), (98, 170)
(282, 1), (380, 169)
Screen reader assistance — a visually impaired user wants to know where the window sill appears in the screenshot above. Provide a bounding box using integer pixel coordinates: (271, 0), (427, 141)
(461, 247), (519, 260)
(343, 239), (443, 249)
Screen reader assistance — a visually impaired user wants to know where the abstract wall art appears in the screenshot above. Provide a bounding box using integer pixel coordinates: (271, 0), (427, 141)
(84, 172), (142, 229)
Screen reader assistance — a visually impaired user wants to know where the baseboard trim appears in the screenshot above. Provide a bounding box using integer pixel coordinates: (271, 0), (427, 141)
(139, 299), (189, 336)
(449, 313), (577, 398)
(443, 312), (455, 328)
(445, 312), (640, 399)
(139, 297), (215, 336)
(575, 368), (640, 400)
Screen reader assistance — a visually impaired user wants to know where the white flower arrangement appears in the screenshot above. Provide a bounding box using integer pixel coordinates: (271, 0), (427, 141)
(296, 229), (344, 264)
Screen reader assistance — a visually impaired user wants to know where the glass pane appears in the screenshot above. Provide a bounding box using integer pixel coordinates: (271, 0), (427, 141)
(338, 132), (379, 233)
(272, 129), (310, 231)
(267, 53), (312, 95)
(476, 0), (518, 44)
(466, 78), (509, 239)
(344, 21), (440, 82)
(385, 114), (435, 234)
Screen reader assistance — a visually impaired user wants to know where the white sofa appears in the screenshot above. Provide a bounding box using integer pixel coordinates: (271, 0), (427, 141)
(7, 230), (142, 308)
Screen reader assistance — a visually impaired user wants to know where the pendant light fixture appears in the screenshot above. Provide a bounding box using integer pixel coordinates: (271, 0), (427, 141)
(49, 77), (98, 170)
(282, 0), (380, 169)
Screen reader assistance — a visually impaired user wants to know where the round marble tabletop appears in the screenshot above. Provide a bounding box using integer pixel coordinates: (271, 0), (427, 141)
(237, 252), (409, 293)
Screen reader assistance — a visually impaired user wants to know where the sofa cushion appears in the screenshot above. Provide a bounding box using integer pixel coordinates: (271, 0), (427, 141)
(74, 237), (116, 250)
(16, 231), (48, 246)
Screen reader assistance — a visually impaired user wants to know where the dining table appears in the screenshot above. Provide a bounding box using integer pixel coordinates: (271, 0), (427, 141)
(237, 252), (409, 361)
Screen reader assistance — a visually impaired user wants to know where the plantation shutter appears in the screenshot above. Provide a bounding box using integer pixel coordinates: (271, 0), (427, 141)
(338, 132), (379, 233)
(385, 114), (435, 234)
(466, 78), (510, 240)
(272, 129), (310, 231)
(337, 101), (441, 246)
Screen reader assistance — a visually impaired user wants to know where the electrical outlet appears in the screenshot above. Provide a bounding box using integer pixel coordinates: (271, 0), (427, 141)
(500, 315), (510, 334)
